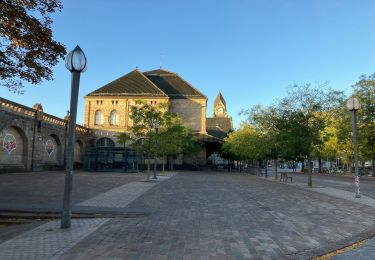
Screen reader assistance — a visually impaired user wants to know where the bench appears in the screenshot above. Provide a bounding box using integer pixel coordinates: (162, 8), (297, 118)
(280, 172), (293, 182)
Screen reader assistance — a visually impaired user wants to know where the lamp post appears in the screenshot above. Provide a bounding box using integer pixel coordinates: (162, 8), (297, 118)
(346, 96), (361, 198)
(152, 122), (160, 180)
(61, 46), (87, 229)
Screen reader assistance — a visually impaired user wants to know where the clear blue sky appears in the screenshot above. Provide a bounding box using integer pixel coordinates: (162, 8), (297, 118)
(2, 0), (375, 127)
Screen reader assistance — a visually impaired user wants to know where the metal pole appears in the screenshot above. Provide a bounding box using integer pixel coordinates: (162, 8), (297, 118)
(351, 109), (361, 198)
(152, 127), (158, 179)
(61, 71), (80, 228)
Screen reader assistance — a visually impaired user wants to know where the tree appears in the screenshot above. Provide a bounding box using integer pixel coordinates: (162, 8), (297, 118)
(116, 132), (130, 172)
(275, 84), (344, 186)
(1, 0), (66, 93)
(241, 105), (282, 178)
(130, 100), (166, 174)
(353, 74), (375, 174)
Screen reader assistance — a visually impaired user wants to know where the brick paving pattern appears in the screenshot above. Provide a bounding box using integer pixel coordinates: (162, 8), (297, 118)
(264, 176), (375, 208)
(60, 173), (375, 259)
(0, 218), (109, 260)
(76, 181), (156, 208)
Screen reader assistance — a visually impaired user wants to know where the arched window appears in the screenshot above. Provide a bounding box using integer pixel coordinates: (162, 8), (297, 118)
(96, 138), (115, 147)
(109, 110), (119, 125)
(95, 110), (103, 125)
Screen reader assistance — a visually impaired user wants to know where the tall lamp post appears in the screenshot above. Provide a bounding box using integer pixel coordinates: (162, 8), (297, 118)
(346, 96), (361, 198)
(152, 122), (160, 180)
(61, 46), (87, 229)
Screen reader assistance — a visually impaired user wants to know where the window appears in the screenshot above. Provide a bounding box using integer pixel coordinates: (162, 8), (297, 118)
(95, 110), (103, 125)
(109, 110), (119, 125)
(96, 138), (115, 147)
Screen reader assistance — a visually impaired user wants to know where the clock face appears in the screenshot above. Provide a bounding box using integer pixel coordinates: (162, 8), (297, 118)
(217, 107), (224, 113)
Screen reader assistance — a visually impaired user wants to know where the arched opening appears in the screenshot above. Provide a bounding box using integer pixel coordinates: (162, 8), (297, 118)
(109, 110), (119, 125)
(74, 140), (84, 163)
(95, 110), (103, 125)
(0, 126), (28, 170)
(43, 134), (63, 167)
(96, 137), (115, 148)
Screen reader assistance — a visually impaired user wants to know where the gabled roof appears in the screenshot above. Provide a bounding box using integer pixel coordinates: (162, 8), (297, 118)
(214, 92), (226, 107)
(86, 69), (167, 97)
(144, 68), (207, 99)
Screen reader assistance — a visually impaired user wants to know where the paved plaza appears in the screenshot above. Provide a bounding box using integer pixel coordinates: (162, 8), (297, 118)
(0, 171), (375, 259)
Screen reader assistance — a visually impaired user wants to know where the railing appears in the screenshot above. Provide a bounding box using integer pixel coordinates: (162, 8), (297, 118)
(0, 97), (88, 134)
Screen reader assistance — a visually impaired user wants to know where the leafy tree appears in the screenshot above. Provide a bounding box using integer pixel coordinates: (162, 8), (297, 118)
(130, 100), (166, 173)
(116, 132), (130, 172)
(0, 0), (66, 93)
(241, 105), (282, 178)
(275, 84), (344, 186)
(353, 74), (375, 173)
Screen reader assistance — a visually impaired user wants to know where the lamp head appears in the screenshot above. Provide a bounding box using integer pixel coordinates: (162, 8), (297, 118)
(65, 45), (87, 73)
(346, 96), (361, 111)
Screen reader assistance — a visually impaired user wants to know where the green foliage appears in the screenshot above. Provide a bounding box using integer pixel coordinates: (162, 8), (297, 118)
(353, 74), (375, 161)
(0, 0), (66, 93)
(129, 100), (199, 160)
(116, 132), (130, 147)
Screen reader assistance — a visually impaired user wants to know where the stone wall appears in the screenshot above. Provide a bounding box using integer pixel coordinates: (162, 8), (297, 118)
(84, 96), (169, 132)
(0, 98), (89, 172)
(169, 98), (207, 133)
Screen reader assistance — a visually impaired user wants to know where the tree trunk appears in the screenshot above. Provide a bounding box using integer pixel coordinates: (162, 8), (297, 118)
(318, 157), (322, 173)
(274, 159), (278, 180)
(307, 155), (312, 187)
(265, 160), (268, 178)
(171, 157), (174, 171)
(301, 158), (305, 172)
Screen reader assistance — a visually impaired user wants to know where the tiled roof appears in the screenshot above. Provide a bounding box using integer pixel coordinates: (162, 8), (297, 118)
(144, 69), (206, 99)
(86, 69), (167, 97)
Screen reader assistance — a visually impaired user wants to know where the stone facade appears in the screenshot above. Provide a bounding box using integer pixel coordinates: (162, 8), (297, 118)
(169, 98), (207, 133)
(84, 96), (169, 132)
(0, 98), (89, 172)
(0, 70), (230, 172)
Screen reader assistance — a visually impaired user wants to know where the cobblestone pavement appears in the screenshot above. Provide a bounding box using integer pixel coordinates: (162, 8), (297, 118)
(262, 175), (375, 208)
(0, 173), (174, 259)
(57, 172), (375, 259)
(0, 218), (110, 260)
(0, 171), (146, 210)
(77, 174), (175, 208)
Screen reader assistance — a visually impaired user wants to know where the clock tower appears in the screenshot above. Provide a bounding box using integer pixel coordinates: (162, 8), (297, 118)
(213, 92), (228, 118)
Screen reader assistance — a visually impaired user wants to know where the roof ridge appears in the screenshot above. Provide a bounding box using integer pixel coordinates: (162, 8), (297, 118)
(85, 69), (168, 97)
(143, 68), (176, 75)
(174, 73), (207, 99)
(136, 69), (169, 97)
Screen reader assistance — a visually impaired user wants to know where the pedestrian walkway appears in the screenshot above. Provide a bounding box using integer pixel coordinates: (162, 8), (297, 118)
(0, 172), (176, 260)
(333, 238), (375, 260)
(259, 175), (375, 259)
(261, 176), (375, 208)
(0, 219), (109, 260)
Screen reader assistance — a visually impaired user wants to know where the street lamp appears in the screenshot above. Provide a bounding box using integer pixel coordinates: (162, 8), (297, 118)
(61, 46), (87, 229)
(152, 121), (160, 180)
(346, 96), (361, 198)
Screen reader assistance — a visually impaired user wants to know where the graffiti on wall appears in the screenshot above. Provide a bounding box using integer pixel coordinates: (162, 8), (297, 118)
(45, 139), (55, 157)
(0, 132), (17, 155)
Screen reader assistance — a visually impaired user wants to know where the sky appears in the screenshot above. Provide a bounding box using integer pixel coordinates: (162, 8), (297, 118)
(2, 0), (375, 128)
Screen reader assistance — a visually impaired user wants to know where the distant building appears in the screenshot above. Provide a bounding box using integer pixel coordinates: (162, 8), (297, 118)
(84, 68), (207, 134)
(0, 68), (233, 172)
